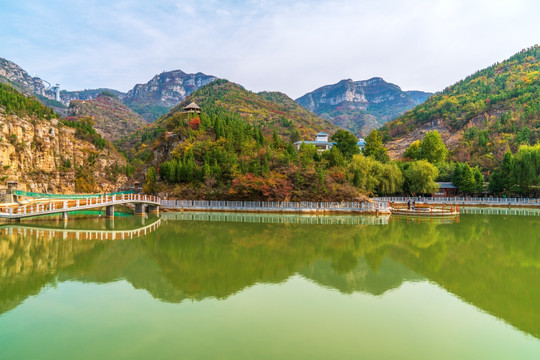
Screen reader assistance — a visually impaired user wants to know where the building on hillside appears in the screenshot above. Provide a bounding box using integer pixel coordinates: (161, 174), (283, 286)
(357, 138), (366, 151)
(434, 182), (458, 197)
(294, 132), (332, 152)
(294, 132), (366, 153)
(183, 102), (201, 114)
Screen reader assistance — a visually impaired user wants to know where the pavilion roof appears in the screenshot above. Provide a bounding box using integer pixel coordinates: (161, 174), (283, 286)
(184, 102), (201, 110)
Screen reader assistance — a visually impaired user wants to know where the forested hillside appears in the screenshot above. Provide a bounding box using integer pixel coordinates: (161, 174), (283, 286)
(383, 45), (539, 169)
(68, 92), (147, 141)
(167, 79), (337, 141)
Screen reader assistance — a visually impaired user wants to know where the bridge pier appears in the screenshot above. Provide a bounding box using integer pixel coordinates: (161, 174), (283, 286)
(135, 203), (146, 216)
(148, 205), (160, 214)
(106, 218), (115, 230)
(137, 216), (146, 226)
(106, 205), (115, 218)
(62, 211), (68, 222)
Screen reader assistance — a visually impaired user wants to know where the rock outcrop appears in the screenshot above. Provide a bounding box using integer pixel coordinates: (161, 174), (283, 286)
(0, 111), (126, 194)
(296, 78), (431, 136)
(0, 57), (48, 97)
(121, 70), (217, 122)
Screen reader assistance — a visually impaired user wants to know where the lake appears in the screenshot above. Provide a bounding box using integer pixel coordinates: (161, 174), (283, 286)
(0, 211), (539, 359)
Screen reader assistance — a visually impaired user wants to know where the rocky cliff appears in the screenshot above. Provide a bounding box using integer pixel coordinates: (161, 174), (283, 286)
(121, 70), (217, 122)
(296, 78), (431, 136)
(0, 57), (48, 97)
(0, 84), (127, 194)
(0, 113), (127, 193)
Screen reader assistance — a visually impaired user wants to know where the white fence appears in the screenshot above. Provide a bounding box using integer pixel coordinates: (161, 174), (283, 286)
(160, 200), (388, 213)
(0, 193), (161, 219)
(460, 207), (540, 216)
(374, 196), (540, 205)
(161, 212), (390, 225)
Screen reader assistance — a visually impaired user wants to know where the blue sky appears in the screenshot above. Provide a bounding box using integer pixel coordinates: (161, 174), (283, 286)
(1, 0), (539, 98)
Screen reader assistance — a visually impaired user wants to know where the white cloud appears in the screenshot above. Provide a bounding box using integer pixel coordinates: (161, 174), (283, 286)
(1, 0), (538, 97)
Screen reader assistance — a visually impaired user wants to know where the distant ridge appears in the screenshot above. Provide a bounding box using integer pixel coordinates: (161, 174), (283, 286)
(121, 70), (217, 122)
(296, 78), (431, 136)
(68, 93), (147, 142)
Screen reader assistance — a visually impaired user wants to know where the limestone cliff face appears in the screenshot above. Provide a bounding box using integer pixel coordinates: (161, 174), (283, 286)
(121, 70), (217, 122)
(0, 110), (127, 193)
(296, 78), (431, 136)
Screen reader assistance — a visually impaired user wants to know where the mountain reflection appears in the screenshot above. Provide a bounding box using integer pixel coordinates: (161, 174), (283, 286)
(0, 213), (539, 339)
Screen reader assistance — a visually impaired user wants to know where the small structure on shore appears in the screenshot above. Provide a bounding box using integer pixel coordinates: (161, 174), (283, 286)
(434, 182), (458, 197)
(183, 102), (201, 114)
(390, 202), (460, 217)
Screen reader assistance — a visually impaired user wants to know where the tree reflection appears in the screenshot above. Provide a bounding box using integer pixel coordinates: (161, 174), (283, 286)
(0, 213), (538, 338)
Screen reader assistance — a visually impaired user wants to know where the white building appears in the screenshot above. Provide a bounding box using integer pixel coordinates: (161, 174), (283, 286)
(294, 132), (365, 153)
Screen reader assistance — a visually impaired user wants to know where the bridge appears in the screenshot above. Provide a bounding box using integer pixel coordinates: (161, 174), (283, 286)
(0, 191), (161, 221)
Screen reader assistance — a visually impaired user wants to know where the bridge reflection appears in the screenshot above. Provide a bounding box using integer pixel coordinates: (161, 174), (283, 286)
(0, 216), (161, 241)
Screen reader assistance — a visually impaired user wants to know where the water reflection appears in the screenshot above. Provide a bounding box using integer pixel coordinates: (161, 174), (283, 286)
(0, 212), (539, 339)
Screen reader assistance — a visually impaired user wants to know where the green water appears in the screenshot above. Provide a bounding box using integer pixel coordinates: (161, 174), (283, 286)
(0, 212), (539, 359)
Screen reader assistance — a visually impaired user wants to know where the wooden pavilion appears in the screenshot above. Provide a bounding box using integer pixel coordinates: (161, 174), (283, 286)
(183, 102), (201, 114)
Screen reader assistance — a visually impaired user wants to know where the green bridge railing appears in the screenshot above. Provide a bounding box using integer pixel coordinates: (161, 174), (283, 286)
(12, 190), (134, 200)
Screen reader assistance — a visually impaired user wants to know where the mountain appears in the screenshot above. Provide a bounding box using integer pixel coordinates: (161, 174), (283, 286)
(382, 45), (540, 168)
(121, 70), (217, 122)
(167, 79), (337, 139)
(60, 88), (125, 106)
(67, 92), (147, 142)
(0, 57), (48, 97)
(0, 57), (68, 114)
(121, 79), (363, 201)
(0, 83), (127, 193)
(296, 78), (431, 137)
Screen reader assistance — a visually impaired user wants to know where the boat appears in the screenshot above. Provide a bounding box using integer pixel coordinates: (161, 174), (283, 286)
(389, 202), (460, 217)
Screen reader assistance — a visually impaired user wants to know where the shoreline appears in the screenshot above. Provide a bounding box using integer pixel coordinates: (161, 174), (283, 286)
(386, 202), (540, 209)
(159, 201), (540, 216)
(160, 206), (391, 215)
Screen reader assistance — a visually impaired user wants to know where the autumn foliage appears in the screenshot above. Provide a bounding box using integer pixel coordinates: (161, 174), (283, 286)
(189, 117), (201, 130)
(229, 172), (292, 200)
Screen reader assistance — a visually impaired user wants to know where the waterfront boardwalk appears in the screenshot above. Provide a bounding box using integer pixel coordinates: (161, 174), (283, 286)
(0, 192), (161, 220)
(160, 200), (390, 214)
